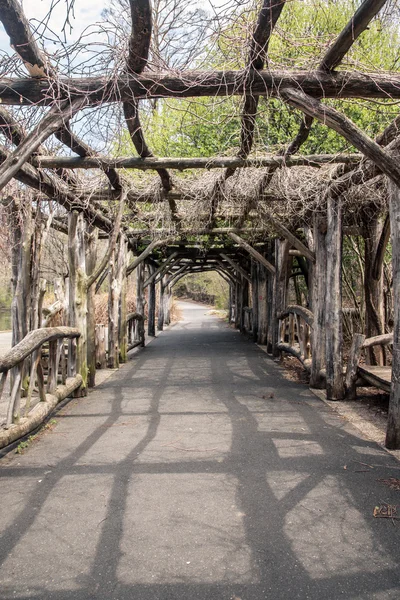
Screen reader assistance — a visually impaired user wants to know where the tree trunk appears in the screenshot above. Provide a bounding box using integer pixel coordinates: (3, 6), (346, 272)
(363, 214), (387, 365)
(272, 239), (290, 356)
(325, 195), (345, 400)
(68, 212), (88, 395)
(310, 214), (327, 388)
(148, 264), (156, 336)
(385, 179), (400, 449)
(86, 226), (98, 387)
(118, 235), (128, 363)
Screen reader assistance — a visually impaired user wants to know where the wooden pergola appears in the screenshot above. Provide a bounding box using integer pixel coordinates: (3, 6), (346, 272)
(0, 0), (399, 449)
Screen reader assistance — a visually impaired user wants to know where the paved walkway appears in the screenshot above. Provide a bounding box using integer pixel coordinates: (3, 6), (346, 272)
(0, 301), (399, 600)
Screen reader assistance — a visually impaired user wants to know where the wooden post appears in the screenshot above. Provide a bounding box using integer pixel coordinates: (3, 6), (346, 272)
(234, 280), (241, 329)
(86, 226), (98, 387)
(108, 235), (125, 368)
(386, 179), (400, 449)
(239, 276), (249, 333)
(164, 279), (172, 326)
(68, 212), (88, 394)
(251, 259), (258, 341)
(257, 262), (268, 345)
(310, 214), (327, 388)
(266, 242), (275, 352)
(118, 235), (128, 363)
(325, 195), (345, 400)
(148, 264), (156, 336)
(345, 333), (366, 399)
(272, 239), (290, 357)
(158, 277), (165, 331)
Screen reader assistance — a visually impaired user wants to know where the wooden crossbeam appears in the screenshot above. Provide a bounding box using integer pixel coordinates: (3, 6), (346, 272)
(2, 70), (400, 106)
(31, 153), (361, 170)
(321, 0), (388, 72)
(0, 97), (87, 192)
(126, 239), (168, 275)
(281, 87), (400, 188)
(228, 233), (275, 274)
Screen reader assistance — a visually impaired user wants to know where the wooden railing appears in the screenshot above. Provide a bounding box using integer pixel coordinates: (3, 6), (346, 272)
(0, 326), (82, 449)
(127, 313), (145, 351)
(277, 305), (314, 370)
(345, 332), (393, 398)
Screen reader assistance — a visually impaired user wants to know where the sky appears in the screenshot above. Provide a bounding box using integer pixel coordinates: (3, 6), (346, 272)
(0, 0), (106, 56)
(0, 0), (229, 61)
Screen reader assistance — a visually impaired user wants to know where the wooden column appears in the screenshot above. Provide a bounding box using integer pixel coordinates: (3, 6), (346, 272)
(148, 264), (156, 336)
(362, 214), (387, 365)
(257, 262), (268, 345)
(266, 242), (275, 352)
(108, 236), (125, 369)
(158, 277), (165, 331)
(251, 259), (258, 341)
(272, 239), (290, 357)
(234, 280), (241, 329)
(310, 214), (327, 388)
(68, 212), (87, 394)
(386, 179), (400, 449)
(86, 226), (98, 387)
(118, 235), (128, 363)
(164, 278), (172, 326)
(325, 195), (345, 400)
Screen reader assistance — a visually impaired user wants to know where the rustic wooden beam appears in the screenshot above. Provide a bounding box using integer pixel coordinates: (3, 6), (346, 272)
(386, 178), (400, 449)
(0, 143), (113, 232)
(288, 0), (388, 154)
(0, 97), (87, 191)
(281, 87), (400, 188)
(0, 0), (54, 77)
(265, 214), (315, 262)
(0, 0), (122, 194)
(321, 0), (388, 72)
(2, 70), (400, 106)
(126, 239), (168, 275)
(54, 123), (121, 191)
(228, 232), (275, 274)
(143, 252), (178, 288)
(31, 153), (361, 170)
(127, 0), (152, 75)
(325, 195), (345, 400)
(228, 0), (286, 176)
(220, 253), (251, 283)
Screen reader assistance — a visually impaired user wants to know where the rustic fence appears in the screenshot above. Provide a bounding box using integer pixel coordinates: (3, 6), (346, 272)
(277, 305), (314, 371)
(0, 326), (82, 449)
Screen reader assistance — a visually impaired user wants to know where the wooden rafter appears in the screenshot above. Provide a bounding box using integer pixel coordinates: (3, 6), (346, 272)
(2, 70), (400, 106)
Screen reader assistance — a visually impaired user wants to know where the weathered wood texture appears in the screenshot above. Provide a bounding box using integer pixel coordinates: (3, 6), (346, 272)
(68, 212), (88, 393)
(310, 215), (327, 388)
(386, 179), (400, 449)
(2, 70), (400, 106)
(325, 196), (345, 400)
(31, 153), (361, 170)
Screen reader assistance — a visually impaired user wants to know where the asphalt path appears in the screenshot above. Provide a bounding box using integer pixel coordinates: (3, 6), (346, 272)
(0, 301), (399, 599)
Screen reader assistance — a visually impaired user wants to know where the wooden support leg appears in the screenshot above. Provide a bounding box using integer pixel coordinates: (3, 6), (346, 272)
(251, 259), (258, 342)
(118, 236), (128, 363)
(148, 265), (156, 336)
(86, 226), (98, 387)
(108, 235), (125, 368)
(68, 212), (88, 395)
(386, 179), (400, 449)
(272, 239), (290, 357)
(325, 195), (345, 400)
(158, 278), (165, 331)
(310, 214), (327, 388)
(257, 263), (268, 345)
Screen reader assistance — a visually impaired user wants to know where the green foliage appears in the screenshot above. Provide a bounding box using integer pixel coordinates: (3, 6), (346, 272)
(114, 1), (400, 162)
(175, 272), (229, 309)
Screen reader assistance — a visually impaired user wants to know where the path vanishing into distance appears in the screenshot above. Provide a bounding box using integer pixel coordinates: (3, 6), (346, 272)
(0, 301), (399, 600)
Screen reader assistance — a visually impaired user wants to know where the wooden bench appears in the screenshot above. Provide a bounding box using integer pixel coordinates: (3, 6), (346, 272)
(345, 333), (393, 398)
